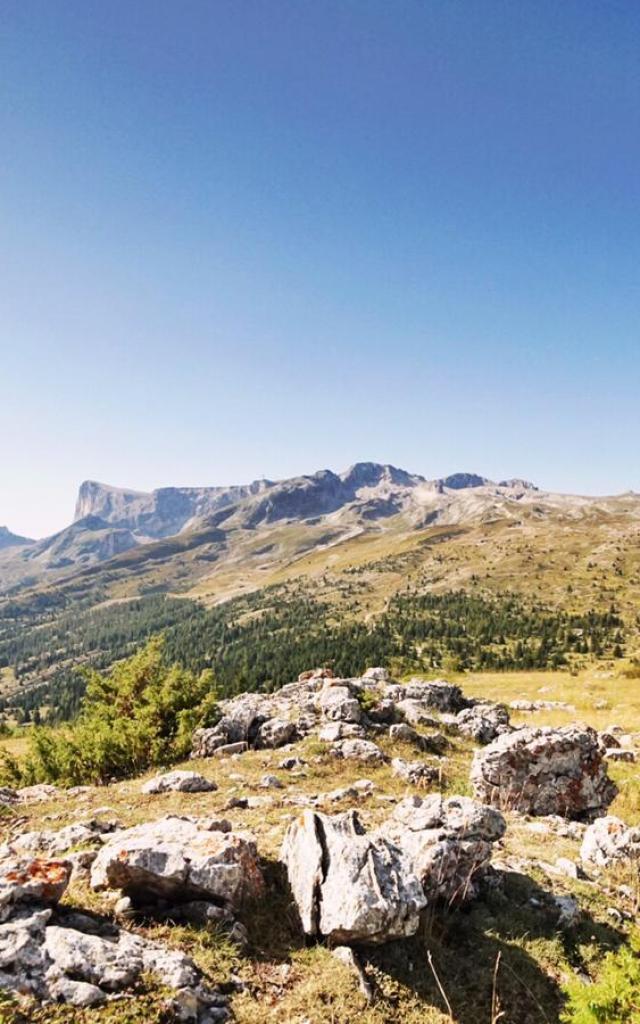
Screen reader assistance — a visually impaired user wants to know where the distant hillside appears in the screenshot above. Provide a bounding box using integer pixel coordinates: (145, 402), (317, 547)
(0, 526), (33, 551)
(2, 461), (626, 597)
(1, 462), (640, 719)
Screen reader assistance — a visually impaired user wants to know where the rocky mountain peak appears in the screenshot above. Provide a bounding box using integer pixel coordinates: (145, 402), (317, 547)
(438, 472), (491, 490)
(498, 478), (538, 491)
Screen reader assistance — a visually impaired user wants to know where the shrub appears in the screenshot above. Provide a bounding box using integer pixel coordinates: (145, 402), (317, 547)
(357, 687), (380, 714)
(561, 932), (640, 1023)
(1, 637), (219, 787)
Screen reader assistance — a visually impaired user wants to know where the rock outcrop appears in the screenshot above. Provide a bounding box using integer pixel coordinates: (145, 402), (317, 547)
(0, 852), (229, 1018)
(470, 725), (617, 819)
(455, 703), (511, 744)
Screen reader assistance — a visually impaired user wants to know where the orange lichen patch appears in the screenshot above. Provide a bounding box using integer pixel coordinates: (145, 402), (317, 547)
(5, 858), (69, 887)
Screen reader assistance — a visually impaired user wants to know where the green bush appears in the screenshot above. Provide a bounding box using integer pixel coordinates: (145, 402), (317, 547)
(1, 637), (219, 787)
(562, 933), (640, 1023)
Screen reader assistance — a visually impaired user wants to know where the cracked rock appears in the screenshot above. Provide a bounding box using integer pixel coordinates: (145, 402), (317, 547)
(281, 809), (426, 944)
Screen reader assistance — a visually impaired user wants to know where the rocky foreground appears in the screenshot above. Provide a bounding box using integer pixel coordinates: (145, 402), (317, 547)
(1, 668), (639, 1022)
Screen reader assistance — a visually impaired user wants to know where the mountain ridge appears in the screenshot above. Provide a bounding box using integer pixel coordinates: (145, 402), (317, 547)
(3, 462), (640, 608)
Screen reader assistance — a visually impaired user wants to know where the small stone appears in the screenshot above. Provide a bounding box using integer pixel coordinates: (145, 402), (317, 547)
(259, 774), (284, 790)
(114, 895), (135, 919)
(331, 739), (386, 763)
(555, 895), (580, 928)
(214, 742), (249, 757)
(279, 756), (307, 770)
(391, 758), (439, 787)
(555, 857), (580, 879)
(142, 770), (217, 795)
(605, 748), (636, 762)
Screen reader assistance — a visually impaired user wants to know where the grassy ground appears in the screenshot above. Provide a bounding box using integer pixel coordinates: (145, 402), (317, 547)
(1, 666), (639, 1023)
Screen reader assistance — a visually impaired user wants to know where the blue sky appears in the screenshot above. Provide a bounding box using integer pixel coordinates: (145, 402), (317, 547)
(1, 1), (639, 538)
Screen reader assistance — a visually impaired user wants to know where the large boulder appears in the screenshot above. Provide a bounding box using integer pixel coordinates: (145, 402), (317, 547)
(281, 809), (426, 944)
(362, 667), (391, 683)
(255, 718), (299, 749)
(455, 703), (511, 744)
(378, 795), (505, 903)
(402, 680), (467, 712)
(142, 770), (217, 795)
(331, 739), (386, 763)
(580, 816), (640, 868)
(394, 700), (440, 728)
(389, 723), (448, 754)
(191, 693), (273, 757)
(90, 816), (264, 908)
(318, 685), (362, 724)
(470, 725), (617, 819)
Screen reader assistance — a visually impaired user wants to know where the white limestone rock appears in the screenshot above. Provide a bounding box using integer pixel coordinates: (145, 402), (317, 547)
(378, 794), (505, 903)
(90, 816), (264, 909)
(142, 770), (217, 795)
(581, 816), (640, 868)
(280, 808), (426, 944)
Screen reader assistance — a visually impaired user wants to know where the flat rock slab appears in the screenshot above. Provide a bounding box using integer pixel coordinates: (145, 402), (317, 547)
(90, 816), (264, 908)
(10, 819), (118, 855)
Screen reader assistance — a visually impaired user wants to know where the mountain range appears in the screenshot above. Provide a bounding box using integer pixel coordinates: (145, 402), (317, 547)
(2, 462), (640, 626)
(1, 464), (543, 580)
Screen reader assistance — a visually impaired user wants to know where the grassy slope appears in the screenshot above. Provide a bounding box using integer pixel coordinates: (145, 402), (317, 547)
(182, 508), (640, 627)
(2, 665), (640, 1024)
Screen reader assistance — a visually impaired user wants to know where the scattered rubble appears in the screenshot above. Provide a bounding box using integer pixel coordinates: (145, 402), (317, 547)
(0, 852), (230, 1019)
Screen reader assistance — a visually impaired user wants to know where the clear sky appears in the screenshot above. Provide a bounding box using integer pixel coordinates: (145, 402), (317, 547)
(1, 1), (639, 538)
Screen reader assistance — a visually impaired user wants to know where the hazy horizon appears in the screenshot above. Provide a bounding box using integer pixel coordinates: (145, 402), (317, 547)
(2, 1), (639, 537)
